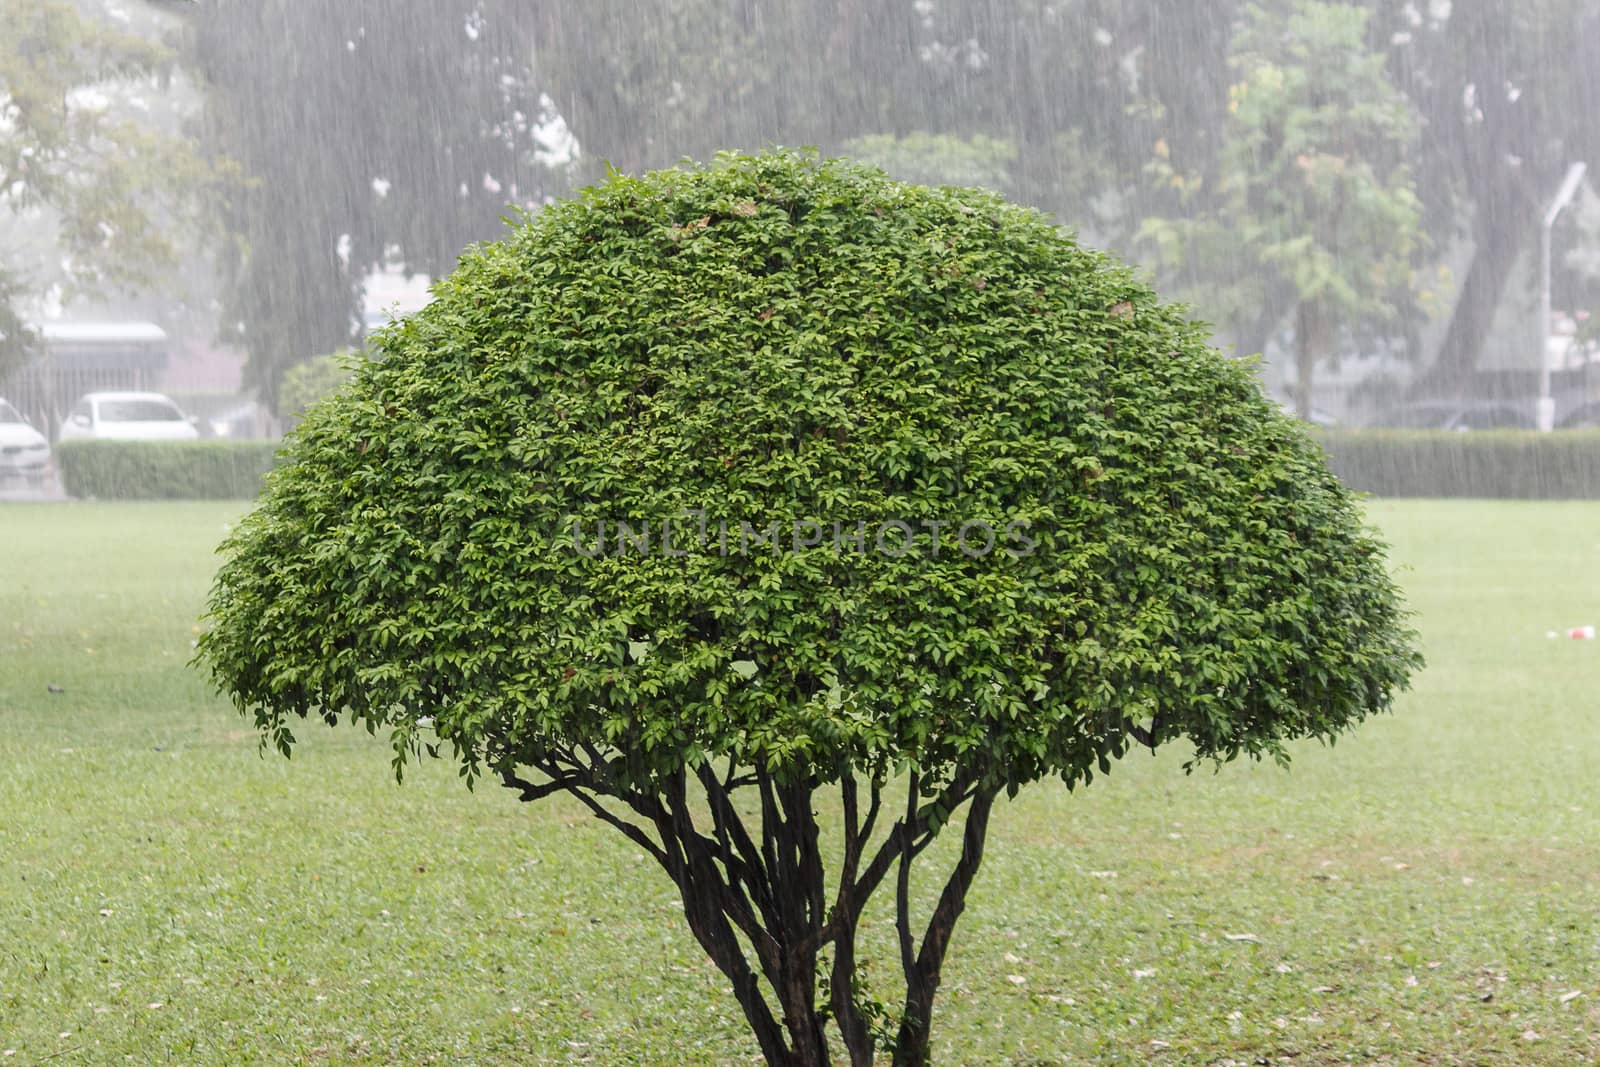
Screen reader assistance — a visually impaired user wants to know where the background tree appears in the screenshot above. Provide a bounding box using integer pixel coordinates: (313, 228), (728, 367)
(838, 133), (1016, 194)
(1138, 1), (1422, 416)
(198, 152), (1420, 1067)
(0, 0), (223, 379)
(186, 0), (967, 408)
(1373, 0), (1600, 394)
(173, 0), (1600, 413)
(182, 0), (1240, 408)
(278, 348), (359, 422)
(183, 0), (558, 409)
(908, 0), (1240, 230)
(0, 272), (31, 383)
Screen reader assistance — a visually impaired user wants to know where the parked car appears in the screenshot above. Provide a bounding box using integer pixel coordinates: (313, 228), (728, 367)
(1556, 401), (1600, 429)
(1276, 399), (1340, 427)
(207, 398), (269, 439)
(0, 397), (51, 479)
(57, 392), (201, 442)
(1368, 400), (1537, 431)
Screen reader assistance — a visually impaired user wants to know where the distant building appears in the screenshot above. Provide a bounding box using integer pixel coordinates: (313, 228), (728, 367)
(5, 322), (169, 439)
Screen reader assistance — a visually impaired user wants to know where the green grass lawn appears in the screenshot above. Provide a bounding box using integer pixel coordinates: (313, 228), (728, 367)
(2, 500), (1598, 1065)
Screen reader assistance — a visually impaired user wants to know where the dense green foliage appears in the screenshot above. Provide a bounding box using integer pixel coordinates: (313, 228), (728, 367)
(59, 440), (279, 501)
(1318, 429), (1600, 499)
(201, 151), (1416, 790)
(198, 152), (1418, 1066)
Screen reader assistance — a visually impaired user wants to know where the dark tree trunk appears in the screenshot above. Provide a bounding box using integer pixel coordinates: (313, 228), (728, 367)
(656, 773), (798, 1066)
(892, 789), (999, 1067)
(1411, 194), (1536, 399)
(503, 758), (995, 1067)
(770, 776), (831, 1065)
(1294, 301), (1327, 420)
(1234, 279), (1298, 369)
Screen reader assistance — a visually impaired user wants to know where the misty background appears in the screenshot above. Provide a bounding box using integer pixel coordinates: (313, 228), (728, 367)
(5, 0), (1600, 444)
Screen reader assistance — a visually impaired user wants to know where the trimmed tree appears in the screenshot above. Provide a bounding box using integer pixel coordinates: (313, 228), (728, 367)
(197, 150), (1420, 1067)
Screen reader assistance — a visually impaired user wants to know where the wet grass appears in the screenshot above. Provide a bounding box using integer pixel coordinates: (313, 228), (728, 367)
(2, 499), (1598, 1065)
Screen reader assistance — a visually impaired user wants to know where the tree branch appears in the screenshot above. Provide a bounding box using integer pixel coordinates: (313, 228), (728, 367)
(859, 776), (883, 846)
(894, 787), (1000, 1066)
(895, 769), (920, 984)
(852, 766), (982, 913)
(696, 759), (780, 931)
(661, 771), (783, 987)
(649, 788), (794, 1067)
(1127, 711), (1164, 750)
(499, 766), (576, 802)
(499, 766), (670, 867)
(781, 774), (827, 935)
(825, 772), (873, 1066)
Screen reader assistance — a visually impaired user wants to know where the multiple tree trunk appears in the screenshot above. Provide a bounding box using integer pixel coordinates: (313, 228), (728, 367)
(501, 751), (999, 1066)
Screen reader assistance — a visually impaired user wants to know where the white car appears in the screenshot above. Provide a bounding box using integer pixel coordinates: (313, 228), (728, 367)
(0, 397), (52, 478)
(58, 391), (201, 442)
(1275, 398), (1340, 428)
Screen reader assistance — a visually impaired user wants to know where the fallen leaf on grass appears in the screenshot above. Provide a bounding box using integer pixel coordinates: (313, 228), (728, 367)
(1224, 933), (1260, 943)
(1559, 990), (1584, 1003)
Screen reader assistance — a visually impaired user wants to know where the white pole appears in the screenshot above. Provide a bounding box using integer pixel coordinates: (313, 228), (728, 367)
(1540, 221), (1554, 431)
(1538, 161), (1587, 432)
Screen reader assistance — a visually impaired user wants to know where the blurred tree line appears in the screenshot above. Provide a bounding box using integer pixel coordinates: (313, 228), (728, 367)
(6, 0), (1600, 414)
(0, 0), (229, 381)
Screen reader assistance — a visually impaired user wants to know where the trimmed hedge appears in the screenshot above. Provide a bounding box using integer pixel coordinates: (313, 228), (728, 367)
(57, 440), (282, 500)
(52, 430), (1600, 502)
(1315, 429), (1600, 499)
